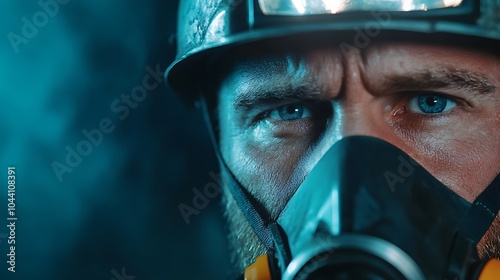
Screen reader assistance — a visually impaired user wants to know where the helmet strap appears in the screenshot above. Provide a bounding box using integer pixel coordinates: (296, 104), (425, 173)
(200, 97), (276, 250)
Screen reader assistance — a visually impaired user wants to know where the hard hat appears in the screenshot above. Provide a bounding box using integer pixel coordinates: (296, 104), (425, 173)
(166, 0), (500, 100)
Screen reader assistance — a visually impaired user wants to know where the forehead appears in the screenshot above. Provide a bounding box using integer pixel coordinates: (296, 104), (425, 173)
(222, 47), (344, 99)
(216, 40), (499, 102)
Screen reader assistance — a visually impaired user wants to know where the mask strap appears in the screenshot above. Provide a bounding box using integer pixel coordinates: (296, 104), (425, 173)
(461, 174), (500, 243)
(200, 97), (275, 250)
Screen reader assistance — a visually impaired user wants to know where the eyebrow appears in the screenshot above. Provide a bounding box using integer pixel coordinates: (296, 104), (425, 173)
(234, 83), (323, 110)
(384, 68), (496, 95)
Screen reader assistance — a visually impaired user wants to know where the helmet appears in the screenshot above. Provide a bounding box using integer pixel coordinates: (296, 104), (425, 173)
(167, 1), (500, 279)
(166, 0), (500, 100)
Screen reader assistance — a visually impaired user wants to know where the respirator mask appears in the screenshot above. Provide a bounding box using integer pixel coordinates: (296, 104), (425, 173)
(215, 134), (500, 280)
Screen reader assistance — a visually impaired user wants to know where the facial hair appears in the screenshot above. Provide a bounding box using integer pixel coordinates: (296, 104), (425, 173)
(222, 187), (266, 273)
(477, 213), (500, 260)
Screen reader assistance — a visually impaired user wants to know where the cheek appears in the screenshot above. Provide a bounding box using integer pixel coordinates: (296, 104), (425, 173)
(223, 130), (314, 217)
(397, 115), (500, 202)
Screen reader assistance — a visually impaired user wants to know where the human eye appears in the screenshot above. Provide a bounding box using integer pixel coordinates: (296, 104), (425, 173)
(267, 103), (313, 121)
(408, 94), (457, 114)
(388, 91), (468, 135)
(252, 100), (332, 140)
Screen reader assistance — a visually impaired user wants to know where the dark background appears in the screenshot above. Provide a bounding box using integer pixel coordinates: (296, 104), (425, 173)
(1, 1), (231, 279)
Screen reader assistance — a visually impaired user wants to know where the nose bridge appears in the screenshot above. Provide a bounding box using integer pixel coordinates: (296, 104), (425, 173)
(332, 96), (386, 140)
(341, 102), (379, 137)
(334, 50), (387, 140)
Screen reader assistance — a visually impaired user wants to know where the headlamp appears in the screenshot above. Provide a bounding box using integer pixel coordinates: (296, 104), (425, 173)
(257, 0), (465, 16)
(241, 0), (478, 32)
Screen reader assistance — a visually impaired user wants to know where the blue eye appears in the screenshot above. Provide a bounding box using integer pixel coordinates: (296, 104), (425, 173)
(409, 94), (456, 114)
(268, 104), (313, 121)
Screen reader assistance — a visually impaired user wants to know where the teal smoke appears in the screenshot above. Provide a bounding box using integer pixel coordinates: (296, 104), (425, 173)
(0, 1), (229, 279)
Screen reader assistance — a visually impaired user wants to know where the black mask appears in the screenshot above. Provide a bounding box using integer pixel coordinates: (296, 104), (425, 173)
(202, 97), (500, 280)
(273, 136), (500, 280)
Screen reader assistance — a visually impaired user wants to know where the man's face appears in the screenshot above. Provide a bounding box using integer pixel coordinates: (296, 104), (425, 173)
(215, 40), (500, 269)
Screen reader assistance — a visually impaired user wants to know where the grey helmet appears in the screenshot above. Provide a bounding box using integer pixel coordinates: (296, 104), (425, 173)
(166, 0), (500, 100)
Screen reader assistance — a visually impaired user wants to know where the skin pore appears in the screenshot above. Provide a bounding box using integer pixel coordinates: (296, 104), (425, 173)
(214, 40), (500, 271)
